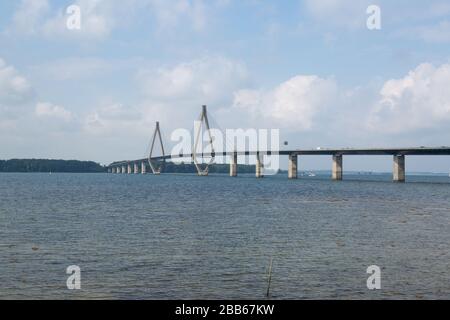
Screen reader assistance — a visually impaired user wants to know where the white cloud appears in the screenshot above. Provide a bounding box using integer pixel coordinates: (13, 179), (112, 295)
(148, 0), (202, 31)
(86, 61), (338, 138)
(7, 0), (224, 39)
(31, 57), (116, 81)
(409, 20), (450, 43)
(9, 0), (50, 34)
(302, 0), (450, 45)
(0, 58), (33, 105)
(85, 56), (249, 136)
(428, 2), (450, 18)
(8, 0), (134, 38)
(231, 75), (337, 130)
(35, 102), (73, 121)
(368, 62), (450, 133)
(137, 56), (248, 102)
(303, 0), (372, 29)
(42, 0), (119, 38)
(84, 103), (147, 135)
(149, 0), (230, 32)
(0, 58), (34, 134)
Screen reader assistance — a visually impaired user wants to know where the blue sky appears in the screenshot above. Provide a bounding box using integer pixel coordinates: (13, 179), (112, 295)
(0, 0), (450, 172)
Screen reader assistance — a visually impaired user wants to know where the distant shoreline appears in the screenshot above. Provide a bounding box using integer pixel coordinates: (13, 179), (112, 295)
(1, 159), (448, 175)
(0, 159), (106, 173)
(0, 159), (257, 174)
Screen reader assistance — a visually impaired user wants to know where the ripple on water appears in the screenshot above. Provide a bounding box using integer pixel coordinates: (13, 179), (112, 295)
(0, 173), (449, 299)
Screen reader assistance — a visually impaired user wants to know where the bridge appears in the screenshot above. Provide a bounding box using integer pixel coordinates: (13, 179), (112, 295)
(108, 106), (450, 182)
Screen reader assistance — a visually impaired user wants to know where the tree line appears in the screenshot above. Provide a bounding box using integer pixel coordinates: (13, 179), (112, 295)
(0, 159), (106, 173)
(0, 159), (258, 174)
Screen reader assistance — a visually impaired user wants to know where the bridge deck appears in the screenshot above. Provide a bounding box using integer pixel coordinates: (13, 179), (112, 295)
(109, 147), (450, 167)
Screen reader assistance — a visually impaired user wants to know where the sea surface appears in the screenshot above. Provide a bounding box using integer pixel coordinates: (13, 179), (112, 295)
(0, 172), (449, 300)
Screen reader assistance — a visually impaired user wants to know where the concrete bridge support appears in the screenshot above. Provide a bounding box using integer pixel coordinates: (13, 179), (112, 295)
(141, 161), (146, 174)
(230, 152), (238, 177)
(288, 154), (298, 179)
(122, 166), (127, 174)
(332, 154), (343, 181)
(393, 155), (405, 182)
(256, 152), (264, 178)
(134, 163), (139, 174)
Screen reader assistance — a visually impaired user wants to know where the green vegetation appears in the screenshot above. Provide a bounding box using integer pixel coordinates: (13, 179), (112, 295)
(0, 159), (106, 173)
(0, 159), (262, 174)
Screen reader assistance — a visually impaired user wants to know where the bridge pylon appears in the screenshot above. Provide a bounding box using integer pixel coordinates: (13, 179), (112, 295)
(148, 121), (165, 175)
(193, 105), (215, 176)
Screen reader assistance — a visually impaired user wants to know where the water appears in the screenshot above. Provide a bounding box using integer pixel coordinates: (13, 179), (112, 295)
(0, 173), (449, 300)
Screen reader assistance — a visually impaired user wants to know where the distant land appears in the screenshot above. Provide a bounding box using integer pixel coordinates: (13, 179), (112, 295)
(0, 159), (106, 173)
(0, 159), (257, 174)
(0, 159), (447, 175)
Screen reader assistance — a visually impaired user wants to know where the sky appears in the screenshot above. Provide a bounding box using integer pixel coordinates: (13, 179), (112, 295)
(0, 0), (450, 172)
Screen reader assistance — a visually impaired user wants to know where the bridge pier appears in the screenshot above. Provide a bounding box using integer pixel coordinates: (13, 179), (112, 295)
(256, 152), (264, 178)
(230, 152), (237, 177)
(288, 154), (298, 179)
(134, 163), (139, 174)
(332, 154), (343, 181)
(141, 161), (146, 174)
(121, 165), (126, 174)
(393, 155), (405, 182)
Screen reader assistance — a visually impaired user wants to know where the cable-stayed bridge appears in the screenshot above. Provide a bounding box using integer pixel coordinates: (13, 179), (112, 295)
(108, 106), (450, 182)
